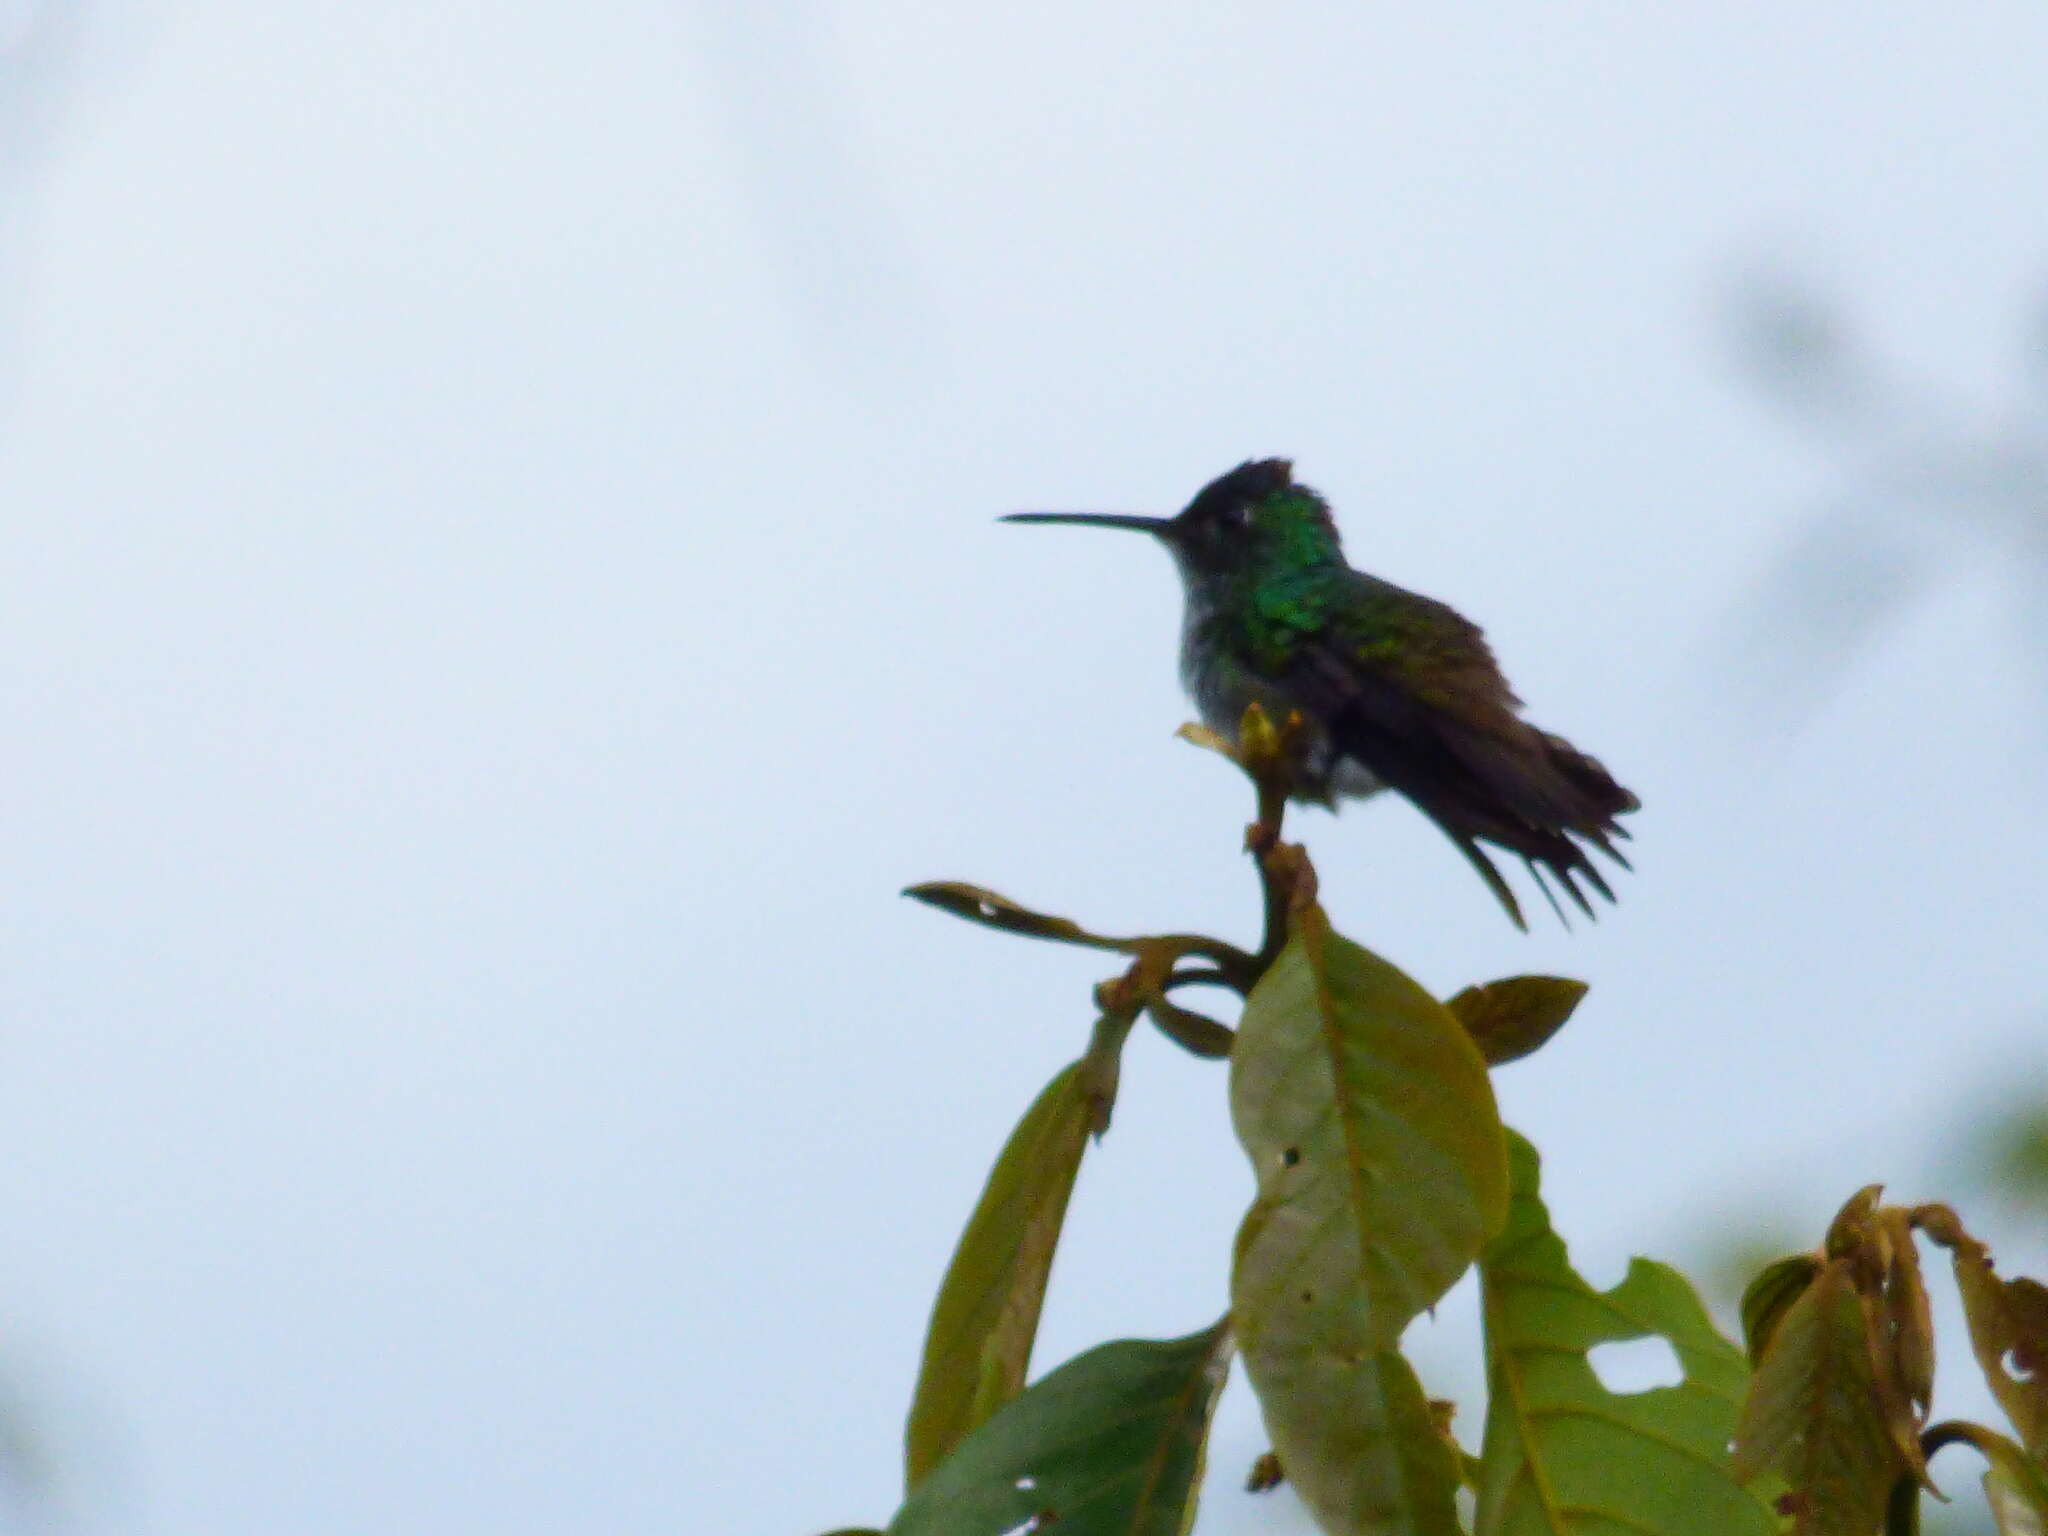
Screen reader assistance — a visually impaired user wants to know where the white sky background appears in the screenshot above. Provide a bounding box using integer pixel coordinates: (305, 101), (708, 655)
(3, 3), (2047, 1533)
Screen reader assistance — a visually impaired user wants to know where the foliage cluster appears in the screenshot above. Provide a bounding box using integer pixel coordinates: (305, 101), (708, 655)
(818, 708), (2047, 1536)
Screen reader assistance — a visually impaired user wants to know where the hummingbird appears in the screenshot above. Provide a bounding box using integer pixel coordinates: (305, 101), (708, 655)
(1003, 458), (1638, 928)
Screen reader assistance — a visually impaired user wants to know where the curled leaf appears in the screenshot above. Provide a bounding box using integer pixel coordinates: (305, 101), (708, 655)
(1444, 976), (1589, 1067)
(1824, 1185), (1885, 1263)
(902, 883), (1127, 951)
(1743, 1254), (1823, 1367)
(1144, 995), (1235, 1059)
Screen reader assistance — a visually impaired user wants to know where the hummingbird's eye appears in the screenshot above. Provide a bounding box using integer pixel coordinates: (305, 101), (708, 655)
(1222, 502), (1251, 530)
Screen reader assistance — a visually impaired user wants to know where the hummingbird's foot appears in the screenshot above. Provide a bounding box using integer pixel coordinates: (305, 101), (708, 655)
(1245, 818), (1281, 857)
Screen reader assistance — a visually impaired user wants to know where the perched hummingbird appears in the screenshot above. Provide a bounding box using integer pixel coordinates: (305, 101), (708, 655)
(1004, 458), (1638, 928)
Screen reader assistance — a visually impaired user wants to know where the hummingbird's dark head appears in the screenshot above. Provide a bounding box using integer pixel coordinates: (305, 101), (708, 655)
(1162, 458), (1344, 582)
(1002, 457), (1341, 586)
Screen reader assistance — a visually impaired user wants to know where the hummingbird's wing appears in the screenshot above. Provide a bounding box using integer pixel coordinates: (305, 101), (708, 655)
(1280, 593), (1637, 930)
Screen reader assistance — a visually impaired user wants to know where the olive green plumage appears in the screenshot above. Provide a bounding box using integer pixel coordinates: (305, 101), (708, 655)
(1005, 459), (1638, 929)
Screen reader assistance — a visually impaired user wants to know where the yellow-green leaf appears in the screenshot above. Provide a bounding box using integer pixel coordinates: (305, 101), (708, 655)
(888, 1324), (1234, 1536)
(1445, 977), (1588, 1068)
(1731, 1257), (1905, 1535)
(1232, 911), (1508, 1350)
(905, 1063), (1093, 1488)
(1742, 1254), (1823, 1366)
(1477, 1132), (1774, 1536)
(1230, 911), (1504, 1534)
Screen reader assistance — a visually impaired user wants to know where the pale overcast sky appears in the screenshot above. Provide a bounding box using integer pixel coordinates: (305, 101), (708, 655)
(4, 4), (2047, 1533)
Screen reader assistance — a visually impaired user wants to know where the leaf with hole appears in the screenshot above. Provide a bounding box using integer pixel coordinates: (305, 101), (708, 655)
(1444, 976), (1588, 1068)
(1476, 1131), (1774, 1536)
(887, 1324), (1234, 1536)
(1949, 1235), (2048, 1457)
(905, 1062), (1093, 1488)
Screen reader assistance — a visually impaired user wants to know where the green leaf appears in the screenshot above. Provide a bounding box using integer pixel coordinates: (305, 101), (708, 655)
(1742, 1255), (1823, 1366)
(1232, 912), (1508, 1350)
(1731, 1257), (1905, 1535)
(1445, 976), (1588, 1067)
(887, 1323), (1234, 1536)
(905, 1063), (1093, 1488)
(1229, 911), (1504, 1534)
(1477, 1131), (1774, 1536)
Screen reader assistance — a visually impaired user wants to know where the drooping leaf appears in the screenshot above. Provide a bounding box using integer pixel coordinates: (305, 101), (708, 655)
(1743, 1254), (1823, 1367)
(1232, 910), (1508, 1349)
(887, 1323), (1234, 1536)
(1230, 910), (1503, 1535)
(1476, 1131), (1774, 1536)
(1444, 977), (1588, 1068)
(1731, 1257), (1906, 1535)
(905, 1062), (1093, 1488)
(1948, 1237), (2048, 1456)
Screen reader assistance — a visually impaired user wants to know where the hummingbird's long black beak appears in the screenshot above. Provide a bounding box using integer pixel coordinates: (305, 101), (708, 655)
(1001, 512), (1174, 534)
